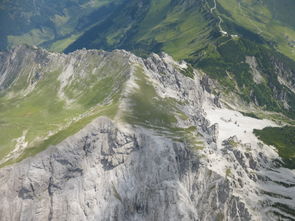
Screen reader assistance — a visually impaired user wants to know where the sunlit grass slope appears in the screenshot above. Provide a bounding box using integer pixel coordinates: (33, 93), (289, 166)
(0, 47), (129, 166)
(217, 0), (295, 60)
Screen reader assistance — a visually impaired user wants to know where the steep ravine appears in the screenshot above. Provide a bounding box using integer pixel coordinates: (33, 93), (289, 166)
(0, 46), (294, 220)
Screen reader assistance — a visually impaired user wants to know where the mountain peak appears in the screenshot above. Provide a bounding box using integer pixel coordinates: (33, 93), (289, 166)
(0, 46), (294, 220)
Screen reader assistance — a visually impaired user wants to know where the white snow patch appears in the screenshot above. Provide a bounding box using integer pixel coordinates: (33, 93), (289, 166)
(204, 101), (277, 148)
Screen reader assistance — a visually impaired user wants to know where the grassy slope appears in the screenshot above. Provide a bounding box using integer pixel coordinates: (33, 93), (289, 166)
(254, 126), (295, 169)
(123, 66), (204, 150)
(0, 50), (129, 166)
(217, 0), (295, 60)
(132, 0), (213, 60)
(64, 0), (215, 58)
(0, 61), (204, 167)
(1, 101), (120, 168)
(0, 0), (122, 51)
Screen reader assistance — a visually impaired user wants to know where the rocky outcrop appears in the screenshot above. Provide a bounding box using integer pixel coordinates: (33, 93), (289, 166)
(245, 56), (265, 85)
(0, 117), (251, 221)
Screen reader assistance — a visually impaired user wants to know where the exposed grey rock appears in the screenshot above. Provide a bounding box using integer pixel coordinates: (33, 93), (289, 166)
(0, 117), (251, 221)
(201, 76), (214, 93)
(245, 56), (265, 84)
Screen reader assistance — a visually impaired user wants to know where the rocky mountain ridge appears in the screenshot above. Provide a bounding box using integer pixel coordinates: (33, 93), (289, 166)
(0, 46), (294, 220)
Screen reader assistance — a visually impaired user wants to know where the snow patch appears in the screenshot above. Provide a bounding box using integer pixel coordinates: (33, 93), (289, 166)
(204, 101), (277, 148)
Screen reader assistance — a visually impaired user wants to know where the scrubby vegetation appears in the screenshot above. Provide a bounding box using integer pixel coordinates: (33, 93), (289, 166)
(240, 111), (261, 120)
(180, 64), (195, 79)
(194, 37), (295, 119)
(254, 126), (295, 169)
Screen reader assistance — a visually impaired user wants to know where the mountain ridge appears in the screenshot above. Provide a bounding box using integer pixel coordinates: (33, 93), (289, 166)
(0, 45), (295, 220)
(1, 1), (295, 219)
(2, 0), (295, 120)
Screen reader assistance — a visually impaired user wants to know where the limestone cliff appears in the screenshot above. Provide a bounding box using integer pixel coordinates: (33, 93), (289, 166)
(0, 46), (294, 220)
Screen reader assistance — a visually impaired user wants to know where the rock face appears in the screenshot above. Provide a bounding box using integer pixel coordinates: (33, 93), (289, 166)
(0, 46), (294, 221)
(0, 117), (251, 221)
